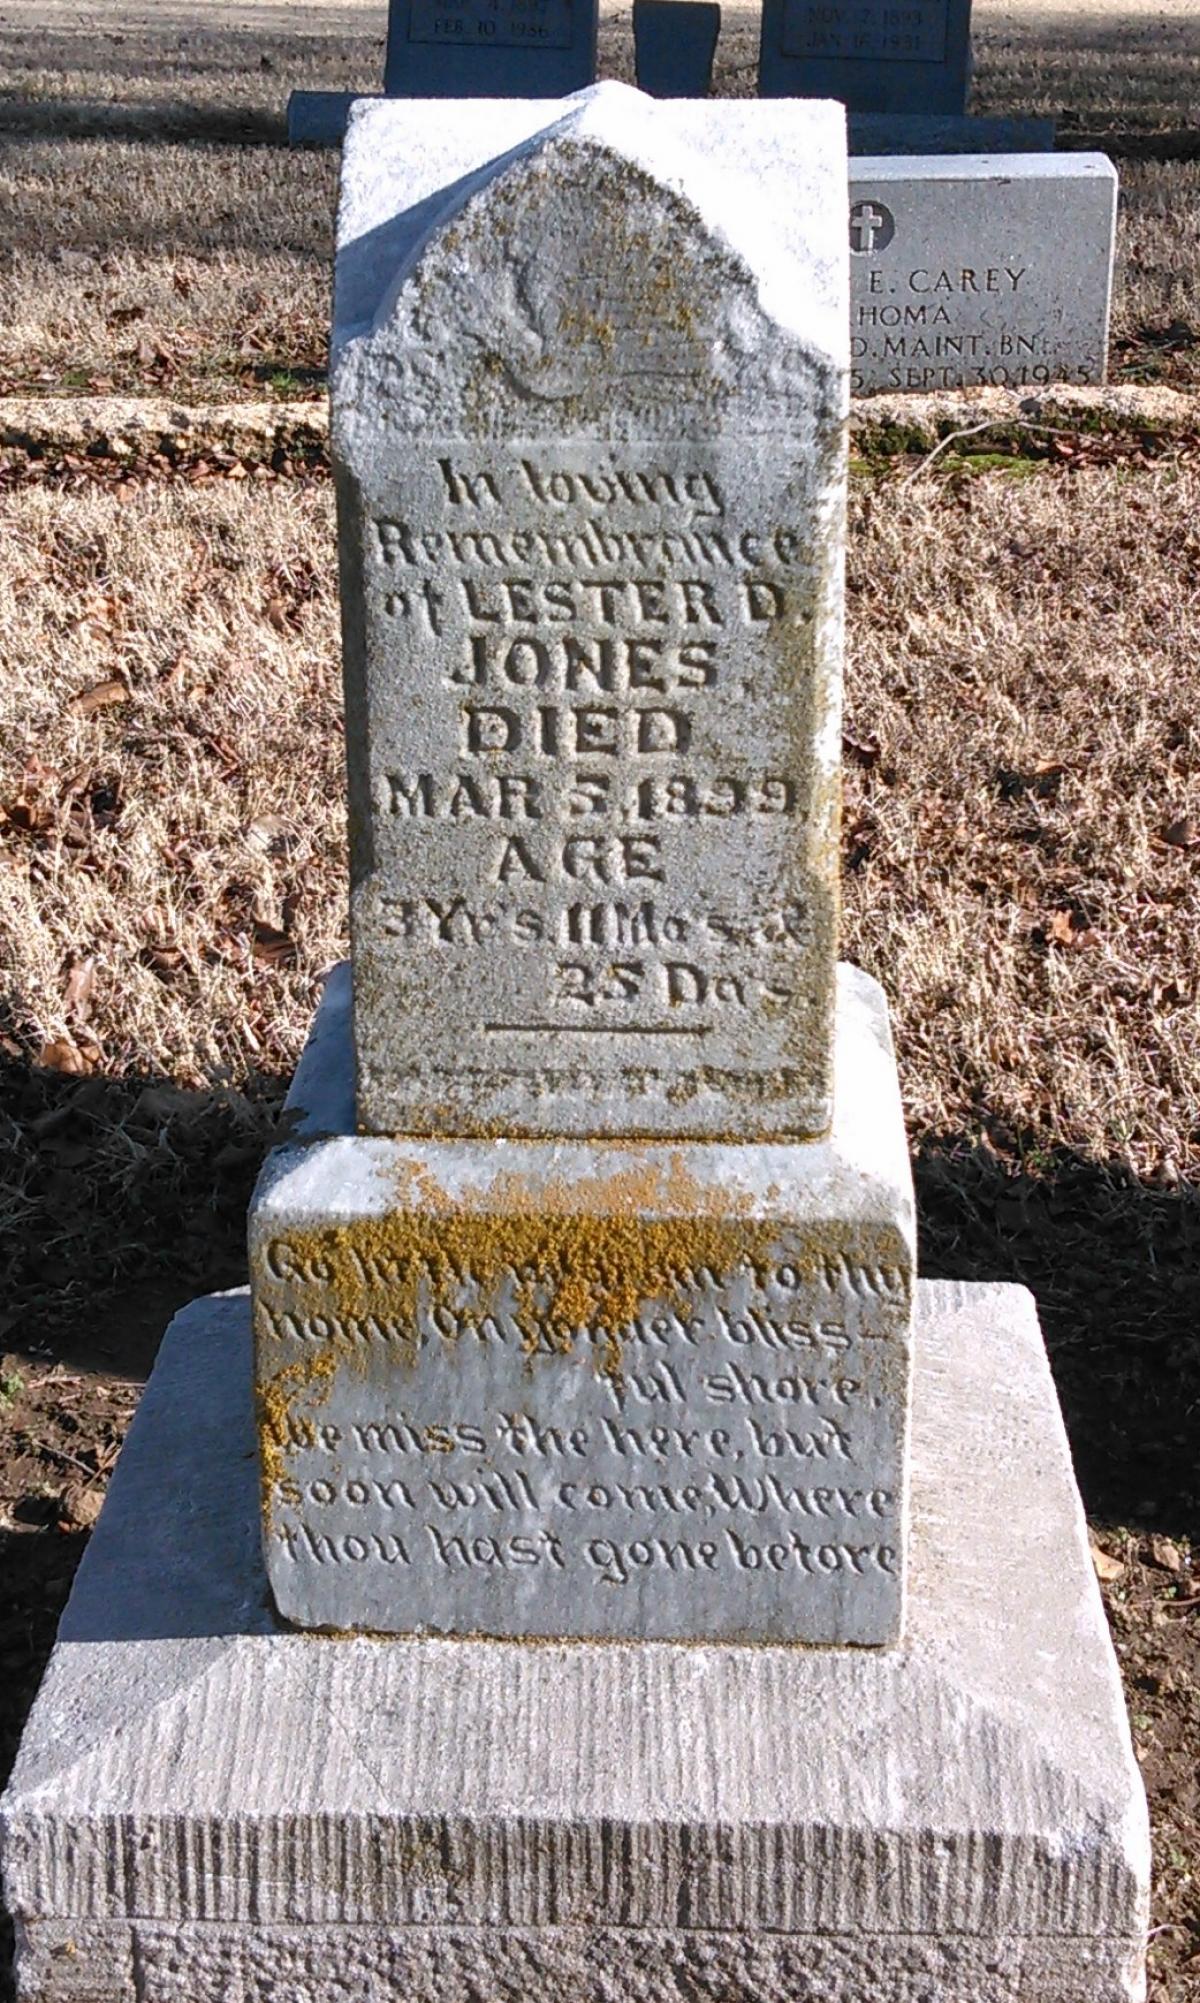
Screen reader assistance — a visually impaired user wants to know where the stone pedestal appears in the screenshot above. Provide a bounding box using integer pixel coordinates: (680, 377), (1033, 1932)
(251, 961), (914, 1644)
(1, 1280), (1149, 2003)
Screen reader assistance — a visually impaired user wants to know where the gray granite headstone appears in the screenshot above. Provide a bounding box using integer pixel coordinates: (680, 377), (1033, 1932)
(850, 153), (1117, 393)
(384, 0), (598, 93)
(848, 112), (1055, 153)
(249, 84), (919, 1647)
(634, 0), (721, 95)
(759, 0), (971, 112)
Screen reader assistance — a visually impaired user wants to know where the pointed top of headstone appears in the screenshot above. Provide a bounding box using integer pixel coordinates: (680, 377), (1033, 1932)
(334, 86), (847, 391)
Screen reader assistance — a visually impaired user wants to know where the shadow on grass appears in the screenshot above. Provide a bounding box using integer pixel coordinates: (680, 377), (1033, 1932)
(0, 94), (1198, 161)
(0, 1056), (280, 1376)
(917, 1138), (1200, 1544)
(0, 96), (288, 146)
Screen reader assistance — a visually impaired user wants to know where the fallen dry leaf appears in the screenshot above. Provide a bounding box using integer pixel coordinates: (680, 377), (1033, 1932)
(1089, 1537), (1125, 1583)
(37, 1037), (91, 1076)
(58, 1482), (104, 1530)
(251, 920), (297, 968)
(1149, 1535), (1185, 1575)
(63, 955), (96, 1021)
(69, 678), (128, 718)
(245, 813), (291, 856)
(1162, 815), (1198, 849)
(843, 729), (882, 770)
(1046, 908), (1100, 950)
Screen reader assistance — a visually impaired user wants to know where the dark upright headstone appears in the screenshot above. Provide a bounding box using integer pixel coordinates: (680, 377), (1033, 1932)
(633, 0), (720, 95)
(848, 113), (1055, 153)
(758, 0), (970, 113)
(385, 0), (598, 96)
(288, 0), (599, 145)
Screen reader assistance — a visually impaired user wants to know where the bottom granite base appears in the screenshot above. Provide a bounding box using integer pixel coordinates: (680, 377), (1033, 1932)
(1, 1282), (1149, 2003)
(11, 1918), (1145, 2003)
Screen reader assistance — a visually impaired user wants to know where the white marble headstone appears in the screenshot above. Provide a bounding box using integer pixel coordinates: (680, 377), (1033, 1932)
(333, 86), (849, 1141)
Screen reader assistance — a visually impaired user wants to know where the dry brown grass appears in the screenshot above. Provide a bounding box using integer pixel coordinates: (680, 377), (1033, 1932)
(0, 0), (1194, 396)
(0, 146), (1192, 395)
(0, 476), (345, 1084)
(972, 1), (1200, 132)
(1112, 162), (1200, 365)
(843, 454), (1200, 1180)
(0, 138), (335, 397)
(0, 454), (1196, 1183)
(1, 0), (1196, 123)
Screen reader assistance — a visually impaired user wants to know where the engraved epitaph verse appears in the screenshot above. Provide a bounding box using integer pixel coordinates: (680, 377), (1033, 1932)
(257, 1226), (910, 1643)
(353, 439), (837, 1137)
(782, 0), (949, 62)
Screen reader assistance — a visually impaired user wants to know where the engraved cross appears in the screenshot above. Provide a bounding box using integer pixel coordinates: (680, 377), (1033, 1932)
(848, 200), (893, 255)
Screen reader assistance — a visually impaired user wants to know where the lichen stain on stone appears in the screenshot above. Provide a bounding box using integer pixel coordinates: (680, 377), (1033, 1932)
(256, 1324), (340, 1524)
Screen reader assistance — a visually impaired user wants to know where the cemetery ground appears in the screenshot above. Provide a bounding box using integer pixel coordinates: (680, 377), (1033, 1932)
(0, 0), (1197, 1998)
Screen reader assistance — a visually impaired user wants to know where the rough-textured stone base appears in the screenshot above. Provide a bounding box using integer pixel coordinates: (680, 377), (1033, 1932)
(1, 1282), (1149, 2002)
(11, 1917), (1145, 2003)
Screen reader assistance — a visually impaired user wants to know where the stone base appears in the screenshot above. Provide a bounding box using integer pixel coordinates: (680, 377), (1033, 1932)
(2, 1281), (1149, 2002)
(249, 962), (915, 1644)
(286, 90), (368, 146)
(288, 96), (1058, 154)
(847, 114), (1057, 154)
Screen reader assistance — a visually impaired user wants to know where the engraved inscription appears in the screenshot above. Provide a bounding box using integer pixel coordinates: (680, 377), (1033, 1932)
(782, 0), (949, 62)
(256, 1226), (910, 1641)
(847, 186), (1109, 395)
(409, 0), (574, 49)
(352, 441), (837, 1135)
(850, 256), (1074, 391)
(337, 122), (847, 1138)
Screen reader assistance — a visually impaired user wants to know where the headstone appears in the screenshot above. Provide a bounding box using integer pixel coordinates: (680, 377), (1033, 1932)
(0, 79), (1151, 2003)
(848, 112), (1055, 153)
(263, 83), (916, 1646)
(850, 153), (1117, 394)
(758, 0), (971, 111)
(287, 0), (598, 147)
(335, 95), (845, 1147)
(634, 0), (721, 95)
(288, 91), (359, 147)
(384, 0), (598, 96)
